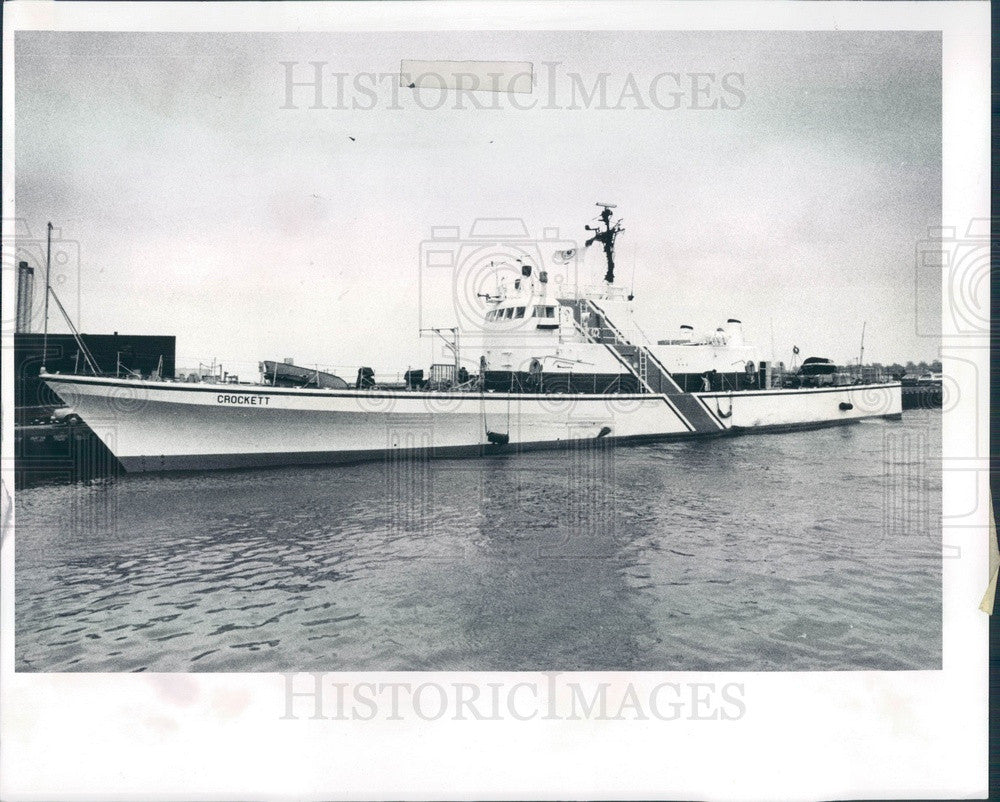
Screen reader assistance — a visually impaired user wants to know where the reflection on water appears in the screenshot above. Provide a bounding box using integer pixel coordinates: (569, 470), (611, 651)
(16, 412), (941, 671)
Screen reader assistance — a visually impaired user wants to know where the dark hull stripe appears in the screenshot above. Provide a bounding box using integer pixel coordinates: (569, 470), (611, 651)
(115, 413), (902, 474)
(584, 301), (723, 432)
(667, 391), (726, 432)
(587, 301), (683, 393)
(695, 394), (730, 428)
(600, 345), (695, 432)
(598, 344), (691, 430)
(635, 342), (684, 394)
(588, 299), (684, 394)
(596, 346), (721, 433)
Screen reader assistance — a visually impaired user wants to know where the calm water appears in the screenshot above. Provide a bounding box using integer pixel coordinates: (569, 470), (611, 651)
(16, 412), (941, 672)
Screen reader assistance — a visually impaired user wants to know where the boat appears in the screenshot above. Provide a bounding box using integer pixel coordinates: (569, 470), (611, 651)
(900, 371), (943, 409)
(798, 357), (837, 379)
(786, 356), (855, 388)
(260, 359), (349, 389)
(41, 204), (902, 473)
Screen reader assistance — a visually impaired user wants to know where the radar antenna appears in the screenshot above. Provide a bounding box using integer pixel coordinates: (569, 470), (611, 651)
(585, 202), (625, 284)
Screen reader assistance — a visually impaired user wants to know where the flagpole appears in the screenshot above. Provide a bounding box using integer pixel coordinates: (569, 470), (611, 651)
(630, 243), (637, 298)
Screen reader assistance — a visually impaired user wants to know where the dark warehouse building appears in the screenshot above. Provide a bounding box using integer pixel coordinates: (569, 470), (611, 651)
(15, 332), (176, 410)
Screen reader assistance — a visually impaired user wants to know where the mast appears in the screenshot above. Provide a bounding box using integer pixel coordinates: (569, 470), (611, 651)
(421, 327), (460, 379)
(858, 321), (867, 379)
(585, 203), (625, 284)
(42, 222), (52, 370)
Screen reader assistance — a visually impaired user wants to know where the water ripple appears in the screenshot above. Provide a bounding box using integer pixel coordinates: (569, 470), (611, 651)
(15, 413), (942, 671)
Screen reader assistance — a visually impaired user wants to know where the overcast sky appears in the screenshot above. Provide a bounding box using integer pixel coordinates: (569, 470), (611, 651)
(15, 31), (941, 377)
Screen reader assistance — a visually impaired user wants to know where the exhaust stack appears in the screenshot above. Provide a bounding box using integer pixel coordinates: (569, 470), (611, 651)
(16, 261), (34, 333)
(725, 318), (743, 346)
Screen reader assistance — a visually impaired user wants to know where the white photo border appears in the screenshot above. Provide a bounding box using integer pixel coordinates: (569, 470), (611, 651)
(0, 2), (990, 800)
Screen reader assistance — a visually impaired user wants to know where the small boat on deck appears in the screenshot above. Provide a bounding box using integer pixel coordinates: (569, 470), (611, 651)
(260, 360), (349, 389)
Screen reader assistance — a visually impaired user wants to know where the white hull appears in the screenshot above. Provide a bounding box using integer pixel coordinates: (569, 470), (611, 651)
(42, 374), (903, 473)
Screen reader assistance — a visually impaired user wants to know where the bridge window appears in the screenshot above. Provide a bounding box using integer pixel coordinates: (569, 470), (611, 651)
(504, 307), (514, 319)
(515, 307), (525, 318)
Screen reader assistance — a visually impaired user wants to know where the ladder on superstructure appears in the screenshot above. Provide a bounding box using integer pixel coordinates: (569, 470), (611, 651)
(559, 297), (659, 393)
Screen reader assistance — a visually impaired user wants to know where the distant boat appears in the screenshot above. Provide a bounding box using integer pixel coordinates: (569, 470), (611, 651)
(901, 373), (943, 409)
(260, 360), (349, 389)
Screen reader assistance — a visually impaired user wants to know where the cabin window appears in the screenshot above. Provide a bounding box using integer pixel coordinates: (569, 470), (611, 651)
(545, 306), (555, 318)
(515, 307), (525, 318)
(504, 307), (514, 319)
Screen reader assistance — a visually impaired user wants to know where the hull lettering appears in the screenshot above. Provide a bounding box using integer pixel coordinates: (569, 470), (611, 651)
(217, 394), (270, 406)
